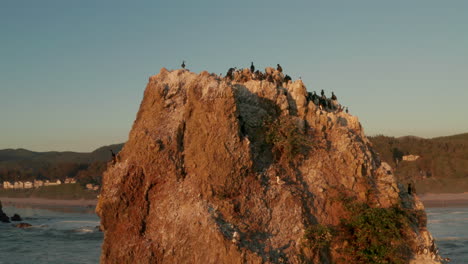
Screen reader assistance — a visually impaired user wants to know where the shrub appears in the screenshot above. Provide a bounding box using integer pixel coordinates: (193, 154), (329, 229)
(264, 117), (313, 163)
(339, 204), (411, 264)
(303, 224), (333, 250)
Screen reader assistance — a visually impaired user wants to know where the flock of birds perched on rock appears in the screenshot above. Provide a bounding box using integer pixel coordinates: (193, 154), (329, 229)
(181, 61), (349, 113)
(223, 63), (290, 84)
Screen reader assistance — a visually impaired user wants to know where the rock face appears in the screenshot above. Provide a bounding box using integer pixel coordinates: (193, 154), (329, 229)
(10, 213), (22, 221)
(14, 222), (32, 228)
(97, 68), (442, 263)
(0, 200), (10, 223)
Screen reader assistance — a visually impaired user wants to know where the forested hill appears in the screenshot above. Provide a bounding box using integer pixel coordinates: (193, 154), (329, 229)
(369, 133), (468, 193)
(0, 143), (124, 185)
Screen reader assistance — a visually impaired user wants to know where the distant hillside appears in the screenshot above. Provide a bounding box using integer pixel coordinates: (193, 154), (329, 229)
(0, 143), (124, 186)
(369, 133), (468, 193)
(0, 143), (124, 163)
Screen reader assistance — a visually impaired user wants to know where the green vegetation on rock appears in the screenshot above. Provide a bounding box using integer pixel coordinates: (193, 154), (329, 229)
(303, 224), (333, 251)
(338, 204), (412, 264)
(302, 193), (423, 264)
(264, 116), (313, 163)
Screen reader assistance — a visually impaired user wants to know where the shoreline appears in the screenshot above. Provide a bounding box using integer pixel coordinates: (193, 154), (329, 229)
(0, 197), (98, 207)
(419, 192), (468, 208)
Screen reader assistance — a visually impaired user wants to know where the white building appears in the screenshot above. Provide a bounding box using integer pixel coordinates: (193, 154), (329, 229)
(34, 180), (44, 188)
(64, 178), (77, 184)
(2, 181), (14, 189)
(44, 179), (62, 186)
(13, 181), (24, 189)
(24, 181), (33, 189)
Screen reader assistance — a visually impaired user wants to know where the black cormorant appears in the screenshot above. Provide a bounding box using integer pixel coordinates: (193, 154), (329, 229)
(250, 62), (255, 73)
(311, 91), (319, 105)
(331, 92), (337, 100)
(181, 61), (186, 69)
(284, 75), (292, 82)
(110, 149), (117, 164)
(226, 67), (235, 80)
(277, 64), (283, 72)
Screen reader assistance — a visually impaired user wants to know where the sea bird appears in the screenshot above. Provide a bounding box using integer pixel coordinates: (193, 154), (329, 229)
(331, 92), (337, 100)
(110, 149), (117, 164)
(226, 68), (235, 80)
(277, 64), (283, 72)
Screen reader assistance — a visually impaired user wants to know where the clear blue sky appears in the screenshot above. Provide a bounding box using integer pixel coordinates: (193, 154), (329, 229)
(1, 0), (467, 152)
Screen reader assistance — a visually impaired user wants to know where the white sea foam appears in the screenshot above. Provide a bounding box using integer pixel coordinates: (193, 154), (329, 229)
(437, 237), (464, 241)
(58, 220), (99, 224)
(72, 227), (95, 233)
(449, 211), (468, 215)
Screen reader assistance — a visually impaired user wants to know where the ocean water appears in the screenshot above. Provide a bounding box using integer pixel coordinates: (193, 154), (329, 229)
(0, 205), (102, 264)
(426, 207), (468, 263)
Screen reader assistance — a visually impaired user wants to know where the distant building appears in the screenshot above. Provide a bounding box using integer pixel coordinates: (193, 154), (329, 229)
(13, 181), (24, 189)
(64, 178), (77, 184)
(402, 155), (420, 161)
(3, 179), (68, 189)
(44, 180), (62, 186)
(3, 181), (14, 189)
(86, 184), (100, 191)
(34, 180), (44, 188)
(24, 181), (33, 189)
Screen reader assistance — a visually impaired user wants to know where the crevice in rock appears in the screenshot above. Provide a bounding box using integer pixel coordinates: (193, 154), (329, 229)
(175, 121), (186, 181)
(140, 181), (155, 235)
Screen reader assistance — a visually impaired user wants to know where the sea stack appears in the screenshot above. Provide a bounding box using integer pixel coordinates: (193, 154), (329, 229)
(97, 68), (442, 263)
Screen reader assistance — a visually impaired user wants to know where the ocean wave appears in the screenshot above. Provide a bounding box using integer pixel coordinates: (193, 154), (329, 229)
(71, 227), (96, 234)
(426, 212), (441, 215)
(437, 237), (468, 241)
(446, 211), (468, 215)
(429, 218), (468, 224)
(57, 221), (100, 224)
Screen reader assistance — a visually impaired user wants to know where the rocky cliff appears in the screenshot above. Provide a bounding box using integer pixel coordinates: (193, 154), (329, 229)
(97, 68), (442, 263)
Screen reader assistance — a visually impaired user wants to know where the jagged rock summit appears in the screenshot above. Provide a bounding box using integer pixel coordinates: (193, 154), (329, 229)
(97, 68), (442, 263)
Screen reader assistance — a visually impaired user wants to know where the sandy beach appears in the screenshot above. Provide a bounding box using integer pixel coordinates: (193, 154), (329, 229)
(419, 192), (468, 208)
(0, 197), (97, 207)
